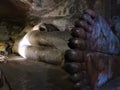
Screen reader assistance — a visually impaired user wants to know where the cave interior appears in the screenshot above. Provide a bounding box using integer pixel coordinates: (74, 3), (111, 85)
(0, 0), (120, 90)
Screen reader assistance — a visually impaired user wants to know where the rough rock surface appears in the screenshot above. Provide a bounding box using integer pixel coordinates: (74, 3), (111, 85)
(0, 55), (73, 90)
(0, 55), (120, 90)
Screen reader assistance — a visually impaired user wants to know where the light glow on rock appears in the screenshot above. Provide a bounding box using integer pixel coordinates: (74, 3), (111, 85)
(18, 35), (31, 58)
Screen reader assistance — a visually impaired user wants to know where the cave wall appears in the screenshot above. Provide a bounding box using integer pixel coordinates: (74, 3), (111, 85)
(0, 17), (25, 52)
(0, 18), (25, 41)
(31, 0), (88, 31)
(29, 0), (109, 31)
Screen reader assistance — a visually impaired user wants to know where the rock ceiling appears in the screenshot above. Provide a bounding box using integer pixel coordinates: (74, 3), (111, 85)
(0, 0), (67, 18)
(0, 0), (29, 18)
(0, 0), (88, 19)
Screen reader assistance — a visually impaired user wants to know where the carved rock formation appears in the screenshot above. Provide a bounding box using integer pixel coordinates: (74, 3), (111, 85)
(64, 9), (120, 90)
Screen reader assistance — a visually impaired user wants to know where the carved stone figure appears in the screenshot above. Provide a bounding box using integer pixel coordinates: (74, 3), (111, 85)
(9, 9), (120, 90)
(64, 9), (120, 90)
(12, 22), (70, 65)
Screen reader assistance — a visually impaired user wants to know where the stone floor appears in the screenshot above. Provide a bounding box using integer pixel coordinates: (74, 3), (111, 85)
(0, 54), (120, 90)
(0, 54), (73, 90)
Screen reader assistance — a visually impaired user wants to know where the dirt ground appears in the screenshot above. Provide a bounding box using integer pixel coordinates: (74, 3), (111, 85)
(0, 54), (120, 90)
